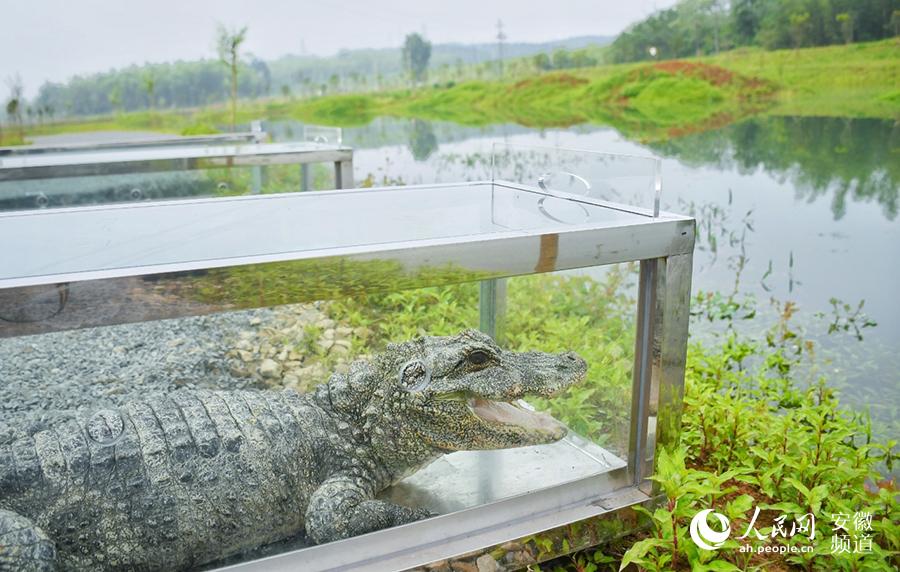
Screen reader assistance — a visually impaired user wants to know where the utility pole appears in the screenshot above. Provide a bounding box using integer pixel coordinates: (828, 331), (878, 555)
(496, 19), (507, 80)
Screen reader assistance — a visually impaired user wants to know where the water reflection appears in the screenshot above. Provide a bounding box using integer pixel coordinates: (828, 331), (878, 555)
(651, 116), (899, 221)
(408, 119), (438, 161)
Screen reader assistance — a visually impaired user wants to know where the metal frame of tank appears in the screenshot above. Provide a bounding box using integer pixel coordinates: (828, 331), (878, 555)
(0, 134), (354, 191)
(0, 154), (694, 571)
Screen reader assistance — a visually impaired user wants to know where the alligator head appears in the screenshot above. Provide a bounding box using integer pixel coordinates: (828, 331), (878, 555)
(322, 329), (586, 478)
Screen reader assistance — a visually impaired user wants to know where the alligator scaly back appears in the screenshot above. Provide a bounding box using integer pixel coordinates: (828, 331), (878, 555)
(0, 390), (320, 571)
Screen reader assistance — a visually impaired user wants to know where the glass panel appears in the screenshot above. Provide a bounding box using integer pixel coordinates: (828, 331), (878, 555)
(303, 125), (342, 145)
(491, 142), (662, 215)
(0, 140), (352, 212)
(503, 265), (638, 462)
(0, 264), (635, 567)
(0, 184), (646, 282)
(0, 147), (668, 569)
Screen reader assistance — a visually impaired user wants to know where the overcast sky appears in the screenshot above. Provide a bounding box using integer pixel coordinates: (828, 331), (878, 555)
(1, 0), (677, 97)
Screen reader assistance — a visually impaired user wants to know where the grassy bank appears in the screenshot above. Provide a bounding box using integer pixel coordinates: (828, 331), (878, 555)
(15, 40), (897, 145)
(702, 40), (900, 119)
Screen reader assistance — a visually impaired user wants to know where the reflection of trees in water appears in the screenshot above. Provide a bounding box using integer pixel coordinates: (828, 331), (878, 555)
(407, 119), (439, 161)
(652, 117), (899, 221)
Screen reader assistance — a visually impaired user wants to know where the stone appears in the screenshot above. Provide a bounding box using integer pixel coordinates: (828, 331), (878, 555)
(323, 329), (335, 340)
(249, 317), (262, 326)
(450, 562), (478, 572)
(258, 359), (282, 379)
(476, 555), (500, 572)
(317, 339), (335, 352)
(229, 366), (252, 378)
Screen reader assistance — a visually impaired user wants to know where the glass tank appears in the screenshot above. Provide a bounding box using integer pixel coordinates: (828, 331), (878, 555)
(0, 130), (352, 211)
(0, 144), (694, 572)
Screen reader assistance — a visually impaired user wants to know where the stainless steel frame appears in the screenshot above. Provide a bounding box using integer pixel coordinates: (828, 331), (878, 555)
(0, 130), (268, 157)
(0, 141), (354, 189)
(0, 173), (694, 570)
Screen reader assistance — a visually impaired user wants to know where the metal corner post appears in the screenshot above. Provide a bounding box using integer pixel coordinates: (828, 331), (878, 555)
(335, 159), (354, 189)
(630, 251), (693, 494)
(479, 278), (507, 343)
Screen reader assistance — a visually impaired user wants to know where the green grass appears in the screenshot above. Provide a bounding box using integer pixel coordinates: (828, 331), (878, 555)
(18, 40), (899, 144)
(286, 39), (898, 135)
(701, 39), (900, 119)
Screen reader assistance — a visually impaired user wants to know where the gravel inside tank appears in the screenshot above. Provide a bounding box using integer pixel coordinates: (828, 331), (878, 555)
(0, 309), (274, 445)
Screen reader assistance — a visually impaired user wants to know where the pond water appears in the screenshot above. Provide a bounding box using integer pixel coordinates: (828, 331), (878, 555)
(268, 115), (900, 435)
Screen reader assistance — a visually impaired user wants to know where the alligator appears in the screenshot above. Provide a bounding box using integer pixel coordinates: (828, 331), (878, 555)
(0, 329), (586, 571)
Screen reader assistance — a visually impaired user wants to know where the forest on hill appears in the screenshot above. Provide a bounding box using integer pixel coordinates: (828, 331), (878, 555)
(610, 0), (898, 62)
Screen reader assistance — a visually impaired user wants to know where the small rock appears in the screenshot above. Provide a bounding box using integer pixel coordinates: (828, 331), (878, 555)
(425, 561), (451, 572)
(282, 374), (300, 388)
(476, 555), (499, 572)
(317, 339), (335, 352)
(450, 562), (478, 572)
(249, 317), (262, 326)
(335, 326), (353, 337)
(258, 359), (282, 379)
(323, 329), (335, 340)
(238, 350), (254, 363)
(229, 365), (252, 378)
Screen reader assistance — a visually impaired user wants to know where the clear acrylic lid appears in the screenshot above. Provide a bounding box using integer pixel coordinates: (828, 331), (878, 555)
(490, 143), (662, 216)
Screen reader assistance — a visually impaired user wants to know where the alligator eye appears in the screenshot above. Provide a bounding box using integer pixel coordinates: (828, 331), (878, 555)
(468, 350), (490, 365)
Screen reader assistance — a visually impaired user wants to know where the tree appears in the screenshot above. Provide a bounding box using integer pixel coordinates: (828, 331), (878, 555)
(533, 53), (552, 71)
(789, 11), (811, 48)
(5, 74), (24, 139)
(216, 24), (248, 131)
(109, 83), (123, 113)
(402, 33), (432, 85)
(142, 71), (156, 110)
(836, 12), (854, 44)
(732, 0), (762, 44)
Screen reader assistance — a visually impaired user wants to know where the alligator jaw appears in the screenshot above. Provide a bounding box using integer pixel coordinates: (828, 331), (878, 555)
(468, 398), (566, 439)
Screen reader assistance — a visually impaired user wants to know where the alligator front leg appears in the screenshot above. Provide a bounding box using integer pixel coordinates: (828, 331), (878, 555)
(305, 475), (432, 544)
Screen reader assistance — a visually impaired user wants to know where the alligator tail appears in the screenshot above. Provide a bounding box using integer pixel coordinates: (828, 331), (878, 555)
(0, 509), (56, 572)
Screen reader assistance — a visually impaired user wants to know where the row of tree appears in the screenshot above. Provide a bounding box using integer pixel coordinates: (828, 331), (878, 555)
(31, 57), (270, 118)
(611, 0), (898, 62)
(532, 48), (599, 71)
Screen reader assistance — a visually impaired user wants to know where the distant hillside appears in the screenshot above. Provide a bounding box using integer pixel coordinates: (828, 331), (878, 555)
(30, 35), (613, 117)
(268, 35), (614, 89)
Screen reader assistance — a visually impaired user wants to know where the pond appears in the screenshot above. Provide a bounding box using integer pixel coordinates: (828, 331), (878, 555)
(268, 115), (900, 437)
